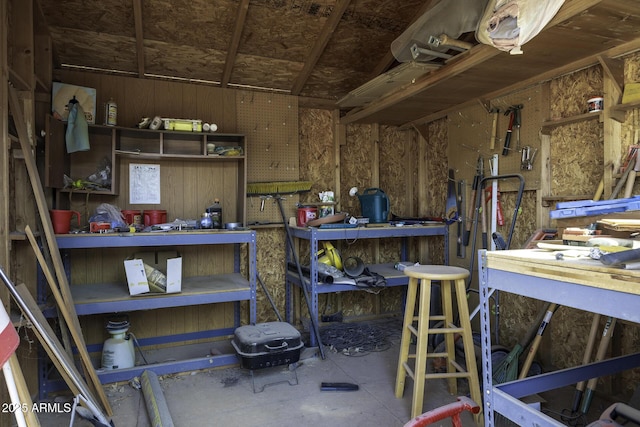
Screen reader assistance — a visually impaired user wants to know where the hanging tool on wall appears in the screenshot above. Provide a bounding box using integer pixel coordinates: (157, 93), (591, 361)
(513, 104), (523, 152)
(520, 145), (538, 170)
(489, 107), (501, 150)
(502, 104), (523, 156)
(478, 159), (488, 249)
(445, 169), (458, 224)
(463, 156), (483, 246)
(487, 154), (500, 250)
(485, 186), (504, 226)
(457, 179), (466, 258)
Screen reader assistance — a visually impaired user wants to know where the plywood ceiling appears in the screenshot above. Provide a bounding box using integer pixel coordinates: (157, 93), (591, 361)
(36, 0), (640, 126)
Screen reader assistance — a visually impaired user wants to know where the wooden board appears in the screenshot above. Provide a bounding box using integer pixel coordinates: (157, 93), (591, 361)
(9, 86), (112, 415)
(486, 249), (640, 296)
(8, 282), (111, 426)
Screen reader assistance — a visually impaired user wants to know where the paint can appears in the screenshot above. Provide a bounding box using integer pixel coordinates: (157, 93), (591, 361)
(105, 98), (117, 125)
(587, 97), (604, 113)
(296, 207), (317, 227)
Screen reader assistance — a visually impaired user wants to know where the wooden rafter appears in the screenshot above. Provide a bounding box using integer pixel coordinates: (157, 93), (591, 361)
(290, 0), (352, 96)
(133, 0), (145, 78)
(222, 0), (250, 88)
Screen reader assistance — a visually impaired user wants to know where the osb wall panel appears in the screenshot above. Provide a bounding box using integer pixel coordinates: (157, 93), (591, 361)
(255, 228), (287, 323)
(549, 67), (604, 197)
(299, 108), (334, 198)
(423, 119), (448, 266)
(340, 123), (373, 214)
(339, 124), (387, 318)
(549, 120), (603, 196)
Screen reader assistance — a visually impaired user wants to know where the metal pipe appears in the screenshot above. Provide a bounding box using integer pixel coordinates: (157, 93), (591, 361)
(274, 197), (326, 359)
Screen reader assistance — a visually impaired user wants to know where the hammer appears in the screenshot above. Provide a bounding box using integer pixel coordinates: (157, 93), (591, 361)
(502, 104), (523, 156)
(489, 107), (501, 150)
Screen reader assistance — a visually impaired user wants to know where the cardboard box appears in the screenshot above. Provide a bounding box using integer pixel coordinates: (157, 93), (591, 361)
(161, 118), (202, 132)
(124, 251), (182, 296)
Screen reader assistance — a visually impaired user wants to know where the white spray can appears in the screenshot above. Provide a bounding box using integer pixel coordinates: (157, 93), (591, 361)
(105, 98), (117, 126)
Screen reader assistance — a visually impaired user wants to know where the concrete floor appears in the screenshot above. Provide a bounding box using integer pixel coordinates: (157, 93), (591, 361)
(35, 318), (622, 427)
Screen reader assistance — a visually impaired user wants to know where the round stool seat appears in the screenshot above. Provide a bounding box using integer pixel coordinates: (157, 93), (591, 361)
(403, 265), (469, 280)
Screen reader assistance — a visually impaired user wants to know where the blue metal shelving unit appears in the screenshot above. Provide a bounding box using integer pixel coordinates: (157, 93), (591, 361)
(38, 230), (256, 398)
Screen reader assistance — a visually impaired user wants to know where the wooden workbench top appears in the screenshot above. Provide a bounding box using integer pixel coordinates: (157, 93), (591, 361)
(484, 249), (640, 296)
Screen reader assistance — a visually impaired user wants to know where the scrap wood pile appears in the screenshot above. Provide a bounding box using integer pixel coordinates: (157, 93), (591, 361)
(546, 145), (640, 268)
(3, 85), (113, 426)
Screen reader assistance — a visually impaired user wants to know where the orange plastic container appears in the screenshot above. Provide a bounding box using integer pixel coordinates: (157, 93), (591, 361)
(143, 210), (167, 227)
(50, 209), (81, 234)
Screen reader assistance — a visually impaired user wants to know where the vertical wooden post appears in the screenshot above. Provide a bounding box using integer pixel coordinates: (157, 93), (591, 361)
(603, 72), (623, 200)
(537, 83), (552, 229)
(0, 1), (9, 302)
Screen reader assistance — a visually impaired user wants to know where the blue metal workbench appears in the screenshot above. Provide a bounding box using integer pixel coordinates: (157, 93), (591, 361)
(285, 223), (448, 346)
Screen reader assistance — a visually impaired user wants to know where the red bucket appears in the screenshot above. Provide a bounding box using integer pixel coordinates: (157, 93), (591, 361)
(143, 210), (167, 227)
(296, 207), (317, 227)
(50, 209), (81, 234)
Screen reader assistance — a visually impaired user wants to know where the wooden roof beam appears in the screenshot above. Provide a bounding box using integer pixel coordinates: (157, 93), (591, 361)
(132, 0), (145, 78)
(221, 0), (249, 88)
(342, 0), (603, 125)
(290, 0), (352, 96)
(401, 36), (640, 129)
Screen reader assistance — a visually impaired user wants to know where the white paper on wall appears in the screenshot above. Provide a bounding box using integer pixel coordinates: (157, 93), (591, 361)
(129, 164), (161, 204)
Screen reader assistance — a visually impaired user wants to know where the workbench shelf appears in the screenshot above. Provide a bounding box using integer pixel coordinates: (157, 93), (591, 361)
(38, 230), (257, 397)
(44, 115), (246, 195)
(115, 126), (245, 159)
(284, 224), (448, 346)
(478, 249), (640, 426)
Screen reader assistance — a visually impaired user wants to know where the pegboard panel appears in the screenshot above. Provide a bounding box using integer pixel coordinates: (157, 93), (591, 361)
(236, 91), (301, 225)
(236, 91), (300, 183)
(448, 84), (545, 193)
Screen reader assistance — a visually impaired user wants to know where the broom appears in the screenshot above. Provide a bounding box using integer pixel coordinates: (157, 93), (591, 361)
(247, 181), (313, 196)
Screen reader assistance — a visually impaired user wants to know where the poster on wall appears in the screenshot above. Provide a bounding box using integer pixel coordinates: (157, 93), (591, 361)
(51, 82), (97, 124)
(129, 164), (161, 204)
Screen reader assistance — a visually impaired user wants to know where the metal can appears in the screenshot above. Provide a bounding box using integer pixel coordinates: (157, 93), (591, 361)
(105, 98), (117, 126)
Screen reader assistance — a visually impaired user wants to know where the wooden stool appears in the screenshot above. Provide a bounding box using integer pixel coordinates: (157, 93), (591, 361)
(395, 265), (482, 422)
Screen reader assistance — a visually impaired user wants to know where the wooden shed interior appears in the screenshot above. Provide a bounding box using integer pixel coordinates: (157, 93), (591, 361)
(2, 0), (640, 425)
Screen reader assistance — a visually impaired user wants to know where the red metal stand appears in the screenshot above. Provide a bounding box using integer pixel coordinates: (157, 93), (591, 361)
(403, 396), (481, 427)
